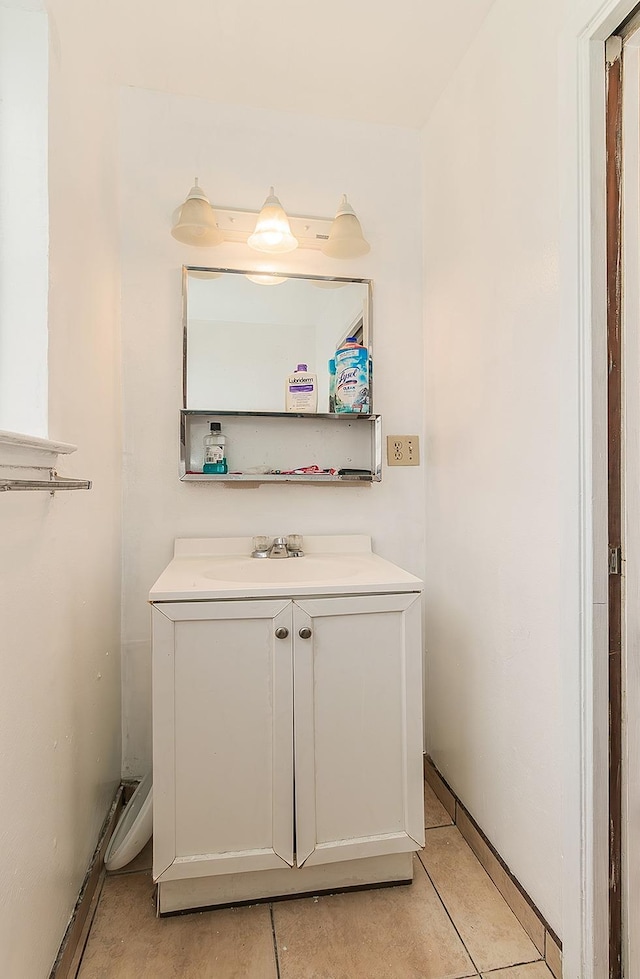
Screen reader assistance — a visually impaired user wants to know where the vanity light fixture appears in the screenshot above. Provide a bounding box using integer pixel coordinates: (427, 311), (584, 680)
(171, 182), (369, 258)
(171, 179), (224, 246)
(321, 195), (370, 259)
(247, 187), (298, 254)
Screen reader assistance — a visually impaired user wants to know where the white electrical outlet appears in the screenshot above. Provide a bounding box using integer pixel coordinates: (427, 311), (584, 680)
(386, 435), (420, 466)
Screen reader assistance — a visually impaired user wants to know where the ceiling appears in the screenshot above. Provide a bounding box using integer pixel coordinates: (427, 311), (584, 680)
(93, 0), (497, 129)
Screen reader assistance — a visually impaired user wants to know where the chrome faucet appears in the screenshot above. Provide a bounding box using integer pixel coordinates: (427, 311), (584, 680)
(268, 536), (289, 559)
(251, 535), (304, 559)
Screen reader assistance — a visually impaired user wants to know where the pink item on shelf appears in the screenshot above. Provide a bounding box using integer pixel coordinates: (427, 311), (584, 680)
(277, 465), (338, 475)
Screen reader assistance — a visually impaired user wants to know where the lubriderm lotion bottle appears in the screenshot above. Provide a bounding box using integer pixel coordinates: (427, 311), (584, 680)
(285, 364), (317, 412)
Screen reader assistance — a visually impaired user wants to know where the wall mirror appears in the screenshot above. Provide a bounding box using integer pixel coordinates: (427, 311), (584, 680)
(183, 267), (372, 414)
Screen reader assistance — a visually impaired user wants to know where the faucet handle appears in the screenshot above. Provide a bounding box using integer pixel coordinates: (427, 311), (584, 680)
(252, 535), (272, 558)
(286, 534), (304, 557)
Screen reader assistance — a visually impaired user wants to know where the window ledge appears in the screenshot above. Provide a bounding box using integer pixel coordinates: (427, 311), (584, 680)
(0, 430), (77, 469)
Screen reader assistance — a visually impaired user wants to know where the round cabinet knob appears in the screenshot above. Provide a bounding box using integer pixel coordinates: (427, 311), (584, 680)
(298, 627), (312, 639)
(275, 627), (289, 640)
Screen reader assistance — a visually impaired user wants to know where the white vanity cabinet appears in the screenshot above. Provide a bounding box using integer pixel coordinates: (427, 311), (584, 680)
(150, 536), (425, 914)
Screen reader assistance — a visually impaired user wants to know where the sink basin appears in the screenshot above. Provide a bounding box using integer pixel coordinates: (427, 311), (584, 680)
(202, 554), (365, 583)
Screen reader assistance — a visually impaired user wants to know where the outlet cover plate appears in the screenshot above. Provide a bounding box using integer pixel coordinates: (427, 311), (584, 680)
(386, 435), (420, 466)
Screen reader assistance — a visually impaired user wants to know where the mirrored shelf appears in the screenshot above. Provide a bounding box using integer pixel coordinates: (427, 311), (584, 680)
(180, 410), (382, 483)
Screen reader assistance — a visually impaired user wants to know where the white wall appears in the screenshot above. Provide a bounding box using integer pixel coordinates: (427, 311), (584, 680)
(422, 0), (575, 934)
(0, 2), (122, 974)
(119, 88), (425, 776)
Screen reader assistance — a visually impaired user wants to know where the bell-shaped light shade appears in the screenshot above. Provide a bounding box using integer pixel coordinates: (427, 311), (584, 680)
(247, 187), (299, 253)
(171, 178), (224, 246)
(245, 273), (288, 285)
(321, 195), (370, 259)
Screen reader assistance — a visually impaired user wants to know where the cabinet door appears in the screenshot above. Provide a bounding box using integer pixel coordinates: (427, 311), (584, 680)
(153, 600), (294, 882)
(293, 594), (424, 868)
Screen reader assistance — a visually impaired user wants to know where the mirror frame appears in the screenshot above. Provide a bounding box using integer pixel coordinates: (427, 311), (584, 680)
(181, 266), (373, 413)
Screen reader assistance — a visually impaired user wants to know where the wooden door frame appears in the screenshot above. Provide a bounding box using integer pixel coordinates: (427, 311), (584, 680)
(605, 34), (623, 979)
(560, 1), (640, 976)
(619, 24), (640, 979)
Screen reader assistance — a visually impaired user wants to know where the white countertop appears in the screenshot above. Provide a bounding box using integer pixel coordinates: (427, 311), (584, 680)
(149, 535), (423, 601)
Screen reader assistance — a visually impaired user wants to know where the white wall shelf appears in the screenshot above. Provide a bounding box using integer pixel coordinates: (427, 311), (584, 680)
(0, 429), (77, 469)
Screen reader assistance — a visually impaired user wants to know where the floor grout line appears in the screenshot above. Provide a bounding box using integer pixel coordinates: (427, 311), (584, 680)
(421, 815), (546, 957)
(416, 853), (482, 977)
(417, 846), (543, 977)
(269, 903), (281, 979)
(479, 960), (546, 975)
(418, 847), (543, 977)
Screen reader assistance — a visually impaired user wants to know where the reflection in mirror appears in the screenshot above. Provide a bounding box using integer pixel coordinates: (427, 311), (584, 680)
(184, 268), (371, 413)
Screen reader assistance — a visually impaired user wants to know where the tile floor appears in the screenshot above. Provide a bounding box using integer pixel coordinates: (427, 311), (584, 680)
(74, 782), (555, 979)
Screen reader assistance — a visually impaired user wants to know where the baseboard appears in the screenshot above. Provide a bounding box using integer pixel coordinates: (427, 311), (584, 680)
(424, 755), (563, 979)
(48, 785), (124, 979)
